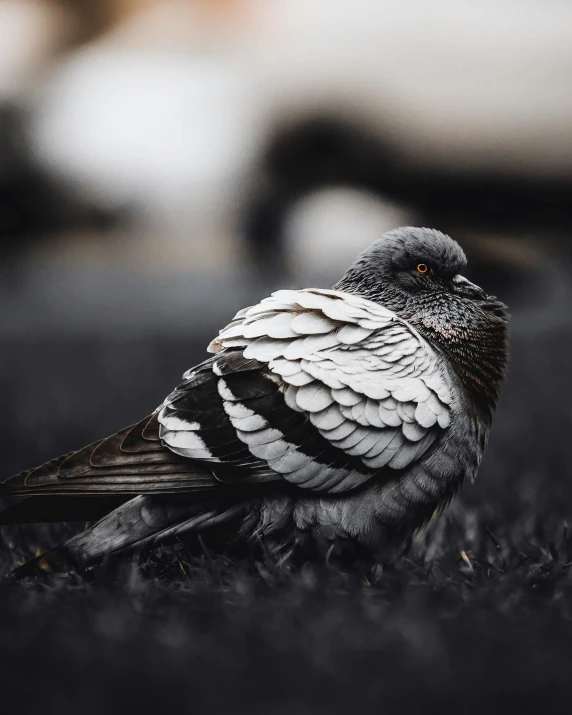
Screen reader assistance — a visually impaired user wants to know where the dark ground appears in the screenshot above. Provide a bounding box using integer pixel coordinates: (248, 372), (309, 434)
(1, 244), (572, 714)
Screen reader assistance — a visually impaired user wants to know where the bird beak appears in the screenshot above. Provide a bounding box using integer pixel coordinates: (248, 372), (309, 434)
(452, 274), (488, 300)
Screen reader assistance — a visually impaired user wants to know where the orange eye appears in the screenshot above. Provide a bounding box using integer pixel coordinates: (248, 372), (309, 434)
(416, 263), (429, 274)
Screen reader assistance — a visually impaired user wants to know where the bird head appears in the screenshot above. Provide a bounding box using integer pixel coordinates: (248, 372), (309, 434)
(334, 226), (509, 412)
(335, 226), (491, 308)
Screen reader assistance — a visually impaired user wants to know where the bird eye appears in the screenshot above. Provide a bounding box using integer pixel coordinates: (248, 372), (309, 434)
(416, 263), (429, 274)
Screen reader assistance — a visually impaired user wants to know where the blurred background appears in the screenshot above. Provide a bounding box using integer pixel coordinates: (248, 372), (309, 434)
(1, 0), (572, 513)
(3, 2), (572, 712)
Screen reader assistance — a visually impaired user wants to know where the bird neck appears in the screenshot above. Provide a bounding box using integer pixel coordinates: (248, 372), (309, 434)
(406, 295), (508, 418)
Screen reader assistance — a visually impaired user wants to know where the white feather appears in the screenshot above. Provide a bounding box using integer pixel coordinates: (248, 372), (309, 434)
(285, 459), (326, 483)
(219, 324), (248, 340)
(217, 378), (237, 402)
(309, 403), (346, 430)
(243, 338), (288, 362)
(231, 413), (268, 432)
(161, 429), (213, 459)
(377, 403), (402, 427)
(282, 371), (315, 387)
(295, 383), (335, 412)
(345, 429), (385, 457)
(268, 448), (314, 474)
(437, 411), (451, 429)
(388, 444), (415, 469)
(223, 400), (253, 419)
(290, 311), (335, 335)
(374, 432), (405, 467)
(283, 385), (302, 412)
(364, 399), (386, 428)
(319, 420), (357, 441)
(331, 387), (361, 407)
(396, 401), (416, 424)
(415, 402), (438, 428)
(302, 361), (346, 390)
(243, 313), (298, 339)
(337, 325), (374, 345)
(329, 425), (371, 450)
(363, 429), (401, 458)
(248, 439), (292, 461)
(282, 333), (339, 360)
(359, 382), (391, 400)
(402, 421), (427, 442)
(236, 427), (286, 446)
(269, 358), (302, 377)
(426, 391), (447, 416)
(158, 414), (199, 432)
(350, 401), (368, 426)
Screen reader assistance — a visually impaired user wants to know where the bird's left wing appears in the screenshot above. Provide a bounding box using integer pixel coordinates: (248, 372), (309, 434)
(0, 412), (220, 500)
(160, 289), (453, 493)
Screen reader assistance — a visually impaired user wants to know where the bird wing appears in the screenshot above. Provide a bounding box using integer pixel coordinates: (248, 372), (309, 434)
(160, 289), (452, 493)
(0, 289), (452, 501)
(0, 412), (220, 499)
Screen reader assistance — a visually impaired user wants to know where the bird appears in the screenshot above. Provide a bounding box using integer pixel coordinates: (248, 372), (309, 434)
(0, 227), (508, 579)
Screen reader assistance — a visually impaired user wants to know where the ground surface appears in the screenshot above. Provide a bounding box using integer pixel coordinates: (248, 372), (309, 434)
(1, 252), (572, 714)
(1, 511), (572, 715)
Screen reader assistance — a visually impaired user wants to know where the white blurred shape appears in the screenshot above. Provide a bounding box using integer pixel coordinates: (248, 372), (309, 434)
(31, 50), (262, 215)
(285, 188), (411, 285)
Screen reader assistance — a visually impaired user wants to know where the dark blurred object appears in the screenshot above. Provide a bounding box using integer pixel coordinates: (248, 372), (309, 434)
(0, 103), (119, 255)
(243, 115), (572, 279)
(243, 117), (399, 272)
(55, 0), (115, 47)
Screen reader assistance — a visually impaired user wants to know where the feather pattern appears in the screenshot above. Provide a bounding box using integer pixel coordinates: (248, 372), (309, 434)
(206, 288), (453, 490)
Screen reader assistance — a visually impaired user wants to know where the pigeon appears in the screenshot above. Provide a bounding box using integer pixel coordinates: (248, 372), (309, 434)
(0, 227), (508, 578)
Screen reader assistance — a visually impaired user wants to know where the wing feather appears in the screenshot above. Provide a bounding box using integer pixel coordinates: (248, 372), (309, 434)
(209, 288), (453, 491)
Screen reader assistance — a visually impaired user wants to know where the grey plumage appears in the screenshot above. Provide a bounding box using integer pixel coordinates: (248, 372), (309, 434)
(0, 227), (509, 578)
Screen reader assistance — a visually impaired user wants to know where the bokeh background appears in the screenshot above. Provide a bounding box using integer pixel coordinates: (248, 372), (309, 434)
(2, 1), (572, 713)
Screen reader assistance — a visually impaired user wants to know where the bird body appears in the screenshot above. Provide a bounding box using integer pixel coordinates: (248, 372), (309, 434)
(0, 228), (508, 577)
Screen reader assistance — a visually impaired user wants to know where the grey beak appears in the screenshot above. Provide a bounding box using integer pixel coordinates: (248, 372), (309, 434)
(452, 274), (487, 300)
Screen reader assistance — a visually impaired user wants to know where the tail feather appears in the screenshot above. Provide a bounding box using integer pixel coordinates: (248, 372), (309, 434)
(9, 495), (244, 580)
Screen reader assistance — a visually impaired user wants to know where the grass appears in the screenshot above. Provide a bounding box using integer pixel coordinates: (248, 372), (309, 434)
(1, 492), (572, 714)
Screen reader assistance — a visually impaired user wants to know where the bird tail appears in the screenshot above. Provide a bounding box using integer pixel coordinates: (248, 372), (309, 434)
(9, 494), (245, 581)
